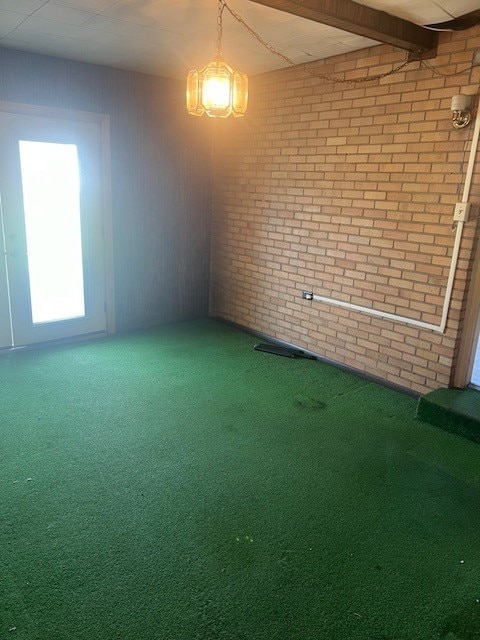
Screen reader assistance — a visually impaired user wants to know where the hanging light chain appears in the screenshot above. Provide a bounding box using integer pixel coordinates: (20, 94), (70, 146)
(219, 0), (414, 84)
(215, 0), (225, 57)
(219, 0), (294, 68)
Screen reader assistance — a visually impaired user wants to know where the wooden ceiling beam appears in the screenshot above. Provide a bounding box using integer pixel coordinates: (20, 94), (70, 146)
(249, 0), (437, 52)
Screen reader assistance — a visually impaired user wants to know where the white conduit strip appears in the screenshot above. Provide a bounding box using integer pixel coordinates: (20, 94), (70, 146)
(311, 294), (442, 331)
(313, 106), (480, 334)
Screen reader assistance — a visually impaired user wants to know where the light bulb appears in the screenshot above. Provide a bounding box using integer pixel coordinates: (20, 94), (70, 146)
(203, 75), (230, 110)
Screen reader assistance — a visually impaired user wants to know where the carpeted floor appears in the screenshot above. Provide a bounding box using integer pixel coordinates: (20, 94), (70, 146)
(1, 318), (480, 640)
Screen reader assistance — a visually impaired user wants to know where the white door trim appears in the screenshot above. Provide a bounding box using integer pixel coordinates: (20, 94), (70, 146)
(454, 237), (480, 387)
(0, 209), (12, 348)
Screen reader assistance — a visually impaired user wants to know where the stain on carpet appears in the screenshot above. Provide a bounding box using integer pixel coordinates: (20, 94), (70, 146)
(440, 601), (480, 639)
(293, 395), (326, 410)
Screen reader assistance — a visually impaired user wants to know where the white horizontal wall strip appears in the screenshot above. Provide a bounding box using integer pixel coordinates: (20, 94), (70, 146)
(312, 101), (480, 335)
(312, 294), (443, 332)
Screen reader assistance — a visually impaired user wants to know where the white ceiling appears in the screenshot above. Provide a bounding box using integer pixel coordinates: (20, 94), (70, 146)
(0, 0), (479, 79)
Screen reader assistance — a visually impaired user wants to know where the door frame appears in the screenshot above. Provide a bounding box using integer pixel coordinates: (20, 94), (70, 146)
(0, 100), (115, 341)
(453, 234), (480, 387)
(0, 205), (12, 348)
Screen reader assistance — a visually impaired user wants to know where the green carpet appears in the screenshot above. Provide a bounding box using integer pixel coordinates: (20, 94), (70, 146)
(1, 318), (480, 640)
(417, 387), (480, 444)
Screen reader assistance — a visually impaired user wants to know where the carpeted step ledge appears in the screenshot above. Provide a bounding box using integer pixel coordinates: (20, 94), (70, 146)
(416, 387), (480, 443)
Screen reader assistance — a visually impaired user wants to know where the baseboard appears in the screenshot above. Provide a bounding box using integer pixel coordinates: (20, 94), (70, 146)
(210, 316), (419, 399)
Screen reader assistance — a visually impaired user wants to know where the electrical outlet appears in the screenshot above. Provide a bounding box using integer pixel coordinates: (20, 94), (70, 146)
(302, 291), (314, 300)
(454, 202), (470, 222)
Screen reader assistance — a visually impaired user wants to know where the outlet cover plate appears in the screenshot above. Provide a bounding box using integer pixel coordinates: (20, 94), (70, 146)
(454, 202), (470, 222)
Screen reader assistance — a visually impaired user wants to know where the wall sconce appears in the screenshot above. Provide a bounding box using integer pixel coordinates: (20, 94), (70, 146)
(451, 94), (472, 129)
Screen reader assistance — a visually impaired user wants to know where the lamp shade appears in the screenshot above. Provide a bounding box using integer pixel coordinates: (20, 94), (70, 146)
(187, 56), (248, 118)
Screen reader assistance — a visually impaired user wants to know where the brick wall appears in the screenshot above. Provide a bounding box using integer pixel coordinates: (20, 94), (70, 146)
(210, 29), (480, 394)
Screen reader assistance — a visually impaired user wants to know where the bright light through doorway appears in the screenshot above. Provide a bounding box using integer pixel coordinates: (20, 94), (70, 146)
(472, 338), (480, 387)
(19, 140), (85, 324)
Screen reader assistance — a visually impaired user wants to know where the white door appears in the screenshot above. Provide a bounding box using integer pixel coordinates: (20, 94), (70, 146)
(0, 112), (107, 347)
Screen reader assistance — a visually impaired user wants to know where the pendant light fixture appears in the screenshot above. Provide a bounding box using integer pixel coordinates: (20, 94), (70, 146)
(186, 0), (248, 118)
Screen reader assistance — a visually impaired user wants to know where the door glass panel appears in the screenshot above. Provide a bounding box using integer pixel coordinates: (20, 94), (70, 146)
(18, 140), (85, 324)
